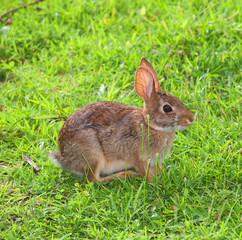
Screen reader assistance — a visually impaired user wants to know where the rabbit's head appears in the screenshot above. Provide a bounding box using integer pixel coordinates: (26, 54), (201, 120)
(135, 58), (193, 132)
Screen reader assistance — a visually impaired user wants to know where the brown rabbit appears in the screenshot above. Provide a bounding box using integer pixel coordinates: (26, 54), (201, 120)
(50, 58), (193, 182)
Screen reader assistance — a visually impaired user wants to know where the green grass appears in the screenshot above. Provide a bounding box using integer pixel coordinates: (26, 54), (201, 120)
(0, 0), (241, 239)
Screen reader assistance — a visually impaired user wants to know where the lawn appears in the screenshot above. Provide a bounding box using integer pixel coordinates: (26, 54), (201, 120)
(0, 0), (241, 239)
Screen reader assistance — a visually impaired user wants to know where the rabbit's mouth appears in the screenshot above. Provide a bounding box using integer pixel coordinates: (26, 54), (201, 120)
(187, 119), (193, 125)
(176, 118), (193, 131)
(177, 115), (193, 128)
(175, 124), (191, 131)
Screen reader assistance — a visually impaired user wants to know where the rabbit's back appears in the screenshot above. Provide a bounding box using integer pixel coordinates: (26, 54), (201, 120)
(58, 101), (144, 158)
(59, 101), (142, 137)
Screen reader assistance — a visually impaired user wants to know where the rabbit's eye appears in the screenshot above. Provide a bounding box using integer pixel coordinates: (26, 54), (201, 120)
(163, 105), (172, 113)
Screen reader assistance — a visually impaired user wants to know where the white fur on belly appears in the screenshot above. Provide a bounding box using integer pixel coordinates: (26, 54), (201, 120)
(101, 161), (133, 175)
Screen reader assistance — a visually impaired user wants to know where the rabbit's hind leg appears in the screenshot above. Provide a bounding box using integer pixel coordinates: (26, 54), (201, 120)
(88, 169), (138, 182)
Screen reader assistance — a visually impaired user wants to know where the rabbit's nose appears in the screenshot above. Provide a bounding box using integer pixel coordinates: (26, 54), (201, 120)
(187, 113), (194, 124)
(187, 119), (193, 125)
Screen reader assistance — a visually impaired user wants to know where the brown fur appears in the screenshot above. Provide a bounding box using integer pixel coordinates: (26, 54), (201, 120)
(50, 58), (193, 182)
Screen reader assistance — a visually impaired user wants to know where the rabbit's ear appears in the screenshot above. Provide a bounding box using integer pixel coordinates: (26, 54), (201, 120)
(139, 58), (161, 93)
(135, 67), (156, 102)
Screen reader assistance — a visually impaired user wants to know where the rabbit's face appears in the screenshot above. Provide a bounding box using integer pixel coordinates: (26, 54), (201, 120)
(144, 91), (193, 132)
(135, 58), (193, 133)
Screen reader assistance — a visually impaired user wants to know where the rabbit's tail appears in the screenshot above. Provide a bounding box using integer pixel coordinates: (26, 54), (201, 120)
(49, 151), (62, 166)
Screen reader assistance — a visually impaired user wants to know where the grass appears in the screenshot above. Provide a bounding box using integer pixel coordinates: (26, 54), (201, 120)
(0, 0), (241, 239)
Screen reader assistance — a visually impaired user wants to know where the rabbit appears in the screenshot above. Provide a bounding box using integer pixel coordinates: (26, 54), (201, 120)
(50, 58), (194, 182)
